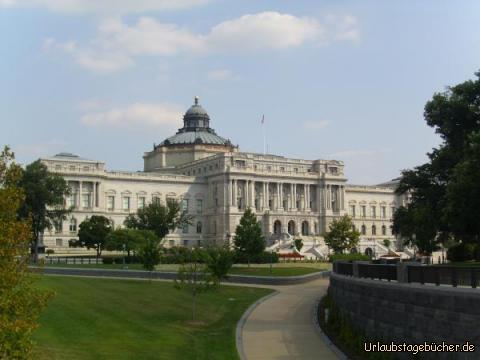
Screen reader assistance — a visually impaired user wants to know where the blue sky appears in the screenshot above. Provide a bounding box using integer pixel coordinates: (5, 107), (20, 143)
(1, 0), (480, 184)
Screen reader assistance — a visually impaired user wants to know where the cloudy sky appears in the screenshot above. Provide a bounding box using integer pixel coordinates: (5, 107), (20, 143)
(1, 0), (480, 184)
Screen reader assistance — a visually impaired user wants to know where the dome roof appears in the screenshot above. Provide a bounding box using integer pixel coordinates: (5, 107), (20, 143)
(157, 96), (234, 148)
(161, 131), (231, 146)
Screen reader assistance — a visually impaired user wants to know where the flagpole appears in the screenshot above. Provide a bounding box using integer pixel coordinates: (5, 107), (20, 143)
(262, 114), (266, 155)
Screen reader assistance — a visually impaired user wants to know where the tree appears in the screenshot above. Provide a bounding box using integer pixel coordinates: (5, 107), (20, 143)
(0, 146), (51, 358)
(18, 160), (70, 262)
(175, 249), (214, 321)
(294, 238), (303, 252)
(382, 239), (391, 250)
(394, 71), (480, 253)
(137, 231), (162, 273)
(204, 246), (233, 283)
(71, 215), (112, 258)
(323, 215), (360, 254)
(105, 228), (146, 259)
(124, 200), (193, 241)
(233, 208), (265, 266)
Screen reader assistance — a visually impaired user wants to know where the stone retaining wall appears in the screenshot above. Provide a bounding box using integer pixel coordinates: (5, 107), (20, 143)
(329, 273), (480, 359)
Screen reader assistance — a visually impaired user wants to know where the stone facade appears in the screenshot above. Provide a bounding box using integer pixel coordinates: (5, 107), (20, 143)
(40, 98), (407, 256)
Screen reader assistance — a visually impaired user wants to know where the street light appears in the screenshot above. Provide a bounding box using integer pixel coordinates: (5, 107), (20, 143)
(122, 243), (126, 269)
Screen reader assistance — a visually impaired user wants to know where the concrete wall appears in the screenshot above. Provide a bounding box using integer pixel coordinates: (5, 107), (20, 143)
(329, 273), (480, 359)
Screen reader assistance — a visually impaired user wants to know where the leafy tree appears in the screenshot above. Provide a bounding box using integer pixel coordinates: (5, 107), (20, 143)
(137, 231), (162, 273)
(394, 71), (480, 253)
(382, 239), (391, 249)
(294, 238), (303, 252)
(18, 160), (70, 262)
(124, 200), (193, 241)
(0, 146), (51, 358)
(71, 215), (112, 258)
(105, 228), (146, 258)
(175, 249), (214, 321)
(323, 215), (360, 254)
(233, 208), (265, 266)
(204, 246), (233, 283)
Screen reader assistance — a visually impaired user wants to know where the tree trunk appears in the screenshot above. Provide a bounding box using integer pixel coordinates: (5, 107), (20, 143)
(192, 290), (196, 320)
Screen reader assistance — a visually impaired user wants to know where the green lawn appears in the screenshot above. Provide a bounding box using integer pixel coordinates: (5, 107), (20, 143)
(33, 276), (272, 360)
(43, 262), (331, 275)
(228, 266), (323, 276)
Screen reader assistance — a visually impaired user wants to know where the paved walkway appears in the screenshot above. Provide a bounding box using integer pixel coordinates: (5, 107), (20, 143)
(240, 278), (340, 360)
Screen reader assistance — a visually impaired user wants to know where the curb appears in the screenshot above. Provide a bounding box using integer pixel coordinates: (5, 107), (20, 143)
(235, 291), (280, 360)
(313, 299), (348, 360)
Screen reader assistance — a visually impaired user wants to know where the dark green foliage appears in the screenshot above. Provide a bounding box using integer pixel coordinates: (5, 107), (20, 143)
(137, 231), (162, 272)
(102, 257), (114, 265)
(70, 215), (112, 258)
(382, 239), (391, 249)
(323, 215), (360, 254)
(394, 72), (480, 254)
(233, 208), (265, 263)
(105, 228), (148, 258)
(294, 238), (303, 252)
(161, 246), (196, 264)
(233, 251), (278, 264)
(204, 247), (234, 283)
(447, 242), (475, 262)
(18, 160), (70, 262)
(329, 253), (371, 262)
(124, 200), (193, 240)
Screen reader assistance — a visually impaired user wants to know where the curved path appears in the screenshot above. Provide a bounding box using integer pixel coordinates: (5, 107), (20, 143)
(240, 278), (341, 360)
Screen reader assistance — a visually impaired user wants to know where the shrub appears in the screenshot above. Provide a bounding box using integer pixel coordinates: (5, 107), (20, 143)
(234, 251), (278, 264)
(447, 242), (475, 262)
(102, 257), (114, 264)
(329, 253), (370, 263)
(204, 247), (233, 282)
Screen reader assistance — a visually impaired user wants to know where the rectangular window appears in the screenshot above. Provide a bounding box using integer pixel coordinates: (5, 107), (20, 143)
(66, 194), (76, 208)
(371, 206), (376, 218)
(82, 194), (90, 208)
(361, 205), (366, 218)
(182, 224), (189, 234)
(152, 196), (161, 205)
(107, 196), (115, 211)
(381, 206), (386, 218)
(181, 199), (189, 212)
(122, 197), (130, 211)
(349, 205), (356, 217)
(69, 220), (77, 232)
(391, 207), (396, 217)
(56, 238), (63, 247)
(183, 240), (189, 246)
(196, 199), (203, 214)
(54, 220), (62, 234)
(138, 196), (146, 209)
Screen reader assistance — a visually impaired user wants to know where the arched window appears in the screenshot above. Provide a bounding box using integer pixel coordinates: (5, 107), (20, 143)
(361, 225), (366, 235)
(365, 248), (373, 257)
(381, 225), (386, 236)
(372, 225), (376, 235)
(288, 220), (296, 236)
(273, 220), (282, 235)
(301, 221), (309, 236)
(196, 221), (202, 234)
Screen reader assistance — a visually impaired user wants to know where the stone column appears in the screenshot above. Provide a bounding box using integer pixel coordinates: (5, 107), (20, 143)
(79, 181), (83, 209)
(293, 183), (297, 210)
(279, 183), (283, 210)
(227, 178), (232, 207)
(306, 184), (311, 210)
(92, 182), (96, 209)
(233, 179), (237, 207)
(265, 182), (270, 210)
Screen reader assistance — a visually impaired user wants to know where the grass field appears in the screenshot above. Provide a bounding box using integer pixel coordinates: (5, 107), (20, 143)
(43, 261), (331, 275)
(33, 276), (272, 360)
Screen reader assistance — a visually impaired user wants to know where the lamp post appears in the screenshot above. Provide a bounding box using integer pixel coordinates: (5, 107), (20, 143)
(122, 243), (126, 269)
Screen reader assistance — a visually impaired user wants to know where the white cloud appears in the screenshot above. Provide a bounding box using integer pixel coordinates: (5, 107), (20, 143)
(207, 69), (233, 81)
(303, 120), (329, 130)
(207, 12), (323, 52)
(44, 11), (360, 73)
(1, 0), (210, 13)
(80, 103), (183, 129)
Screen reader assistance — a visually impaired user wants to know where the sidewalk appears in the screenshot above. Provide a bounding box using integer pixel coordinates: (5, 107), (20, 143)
(240, 278), (341, 360)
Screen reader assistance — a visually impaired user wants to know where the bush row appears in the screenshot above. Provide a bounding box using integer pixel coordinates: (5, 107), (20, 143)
(447, 242), (480, 262)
